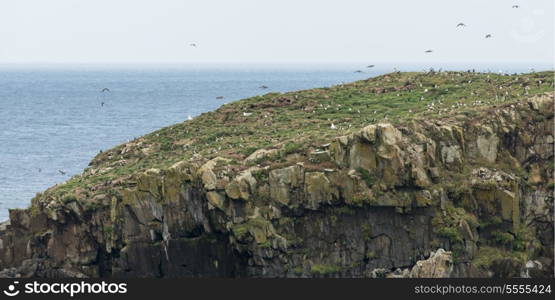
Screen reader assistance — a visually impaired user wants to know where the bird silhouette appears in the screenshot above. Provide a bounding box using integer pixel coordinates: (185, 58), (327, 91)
(101, 102), (105, 107)
(101, 88), (110, 93)
(485, 34), (492, 39)
(354, 70), (363, 73)
(58, 170), (67, 175)
(456, 22), (466, 27)
(189, 43), (197, 47)
(425, 50), (433, 53)
(512, 5), (519, 8)
(216, 96), (224, 99)
(260, 85), (268, 89)
(366, 65), (375, 68)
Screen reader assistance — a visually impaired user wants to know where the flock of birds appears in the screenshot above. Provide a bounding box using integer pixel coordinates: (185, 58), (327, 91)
(50, 3), (533, 175)
(353, 4), (522, 73)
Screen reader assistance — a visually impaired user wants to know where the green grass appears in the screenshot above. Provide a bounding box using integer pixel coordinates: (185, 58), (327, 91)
(41, 71), (553, 201)
(310, 264), (342, 275)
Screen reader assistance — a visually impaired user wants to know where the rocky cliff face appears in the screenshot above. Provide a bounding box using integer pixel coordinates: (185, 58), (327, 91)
(0, 76), (553, 278)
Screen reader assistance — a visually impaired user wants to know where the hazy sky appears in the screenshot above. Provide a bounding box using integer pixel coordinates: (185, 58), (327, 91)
(1, 0), (553, 64)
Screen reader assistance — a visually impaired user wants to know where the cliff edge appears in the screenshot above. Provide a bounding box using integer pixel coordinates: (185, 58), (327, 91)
(0, 71), (553, 278)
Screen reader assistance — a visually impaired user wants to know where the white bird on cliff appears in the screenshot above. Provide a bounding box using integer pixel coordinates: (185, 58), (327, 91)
(330, 123), (337, 129)
(187, 115), (193, 120)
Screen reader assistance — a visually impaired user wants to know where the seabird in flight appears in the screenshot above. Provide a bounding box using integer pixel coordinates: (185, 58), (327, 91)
(485, 34), (492, 38)
(58, 170), (67, 175)
(456, 22), (466, 27)
(425, 50), (433, 53)
(366, 65), (375, 68)
(101, 88), (110, 93)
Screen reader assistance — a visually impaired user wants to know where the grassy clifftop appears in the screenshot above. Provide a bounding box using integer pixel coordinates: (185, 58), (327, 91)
(50, 71), (553, 199)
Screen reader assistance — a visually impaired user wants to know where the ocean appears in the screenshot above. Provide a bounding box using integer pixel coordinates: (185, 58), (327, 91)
(0, 64), (550, 220)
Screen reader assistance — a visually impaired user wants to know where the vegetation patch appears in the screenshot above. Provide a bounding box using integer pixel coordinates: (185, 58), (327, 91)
(310, 264), (342, 275)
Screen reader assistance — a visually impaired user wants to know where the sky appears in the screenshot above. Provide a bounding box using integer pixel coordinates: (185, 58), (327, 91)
(0, 0), (553, 65)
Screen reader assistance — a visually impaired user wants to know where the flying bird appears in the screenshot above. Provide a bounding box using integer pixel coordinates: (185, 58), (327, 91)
(425, 50), (433, 53)
(216, 96), (224, 99)
(354, 70), (363, 73)
(189, 43), (197, 47)
(101, 88), (110, 93)
(456, 22), (466, 27)
(58, 170), (67, 175)
(260, 85), (268, 89)
(101, 102), (105, 107)
(366, 65), (375, 68)
(512, 5), (519, 8)
(485, 34), (492, 38)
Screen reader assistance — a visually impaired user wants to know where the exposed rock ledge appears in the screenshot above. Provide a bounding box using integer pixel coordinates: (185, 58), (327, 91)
(0, 92), (552, 278)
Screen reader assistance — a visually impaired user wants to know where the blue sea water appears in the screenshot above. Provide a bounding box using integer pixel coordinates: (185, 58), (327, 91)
(0, 64), (551, 221)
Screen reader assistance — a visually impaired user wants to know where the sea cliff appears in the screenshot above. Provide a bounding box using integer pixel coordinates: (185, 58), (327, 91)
(0, 71), (553, 278)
